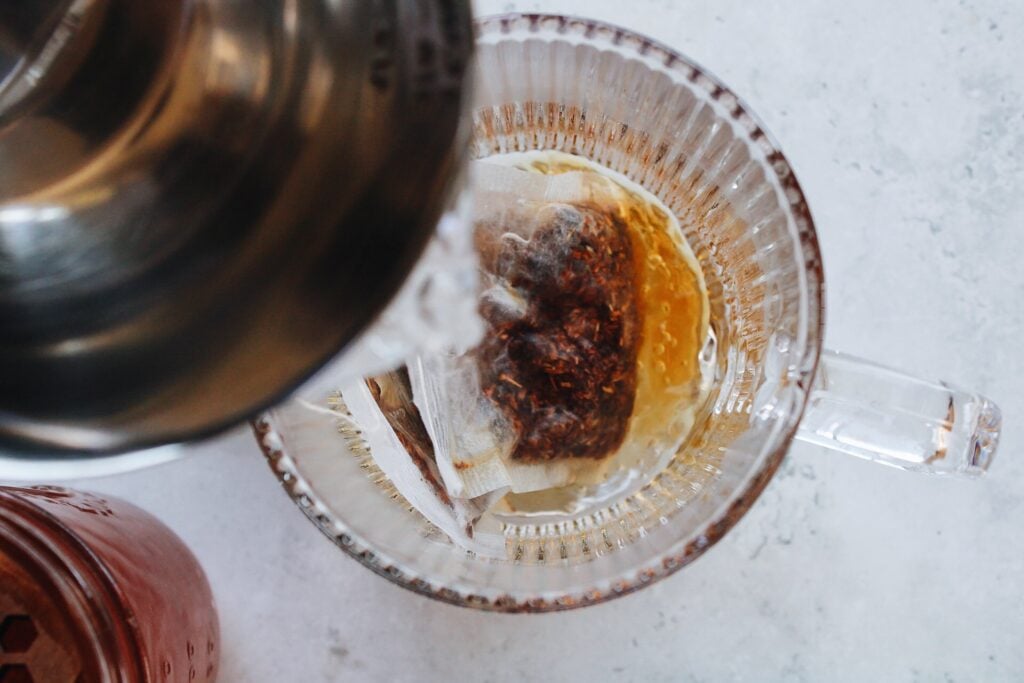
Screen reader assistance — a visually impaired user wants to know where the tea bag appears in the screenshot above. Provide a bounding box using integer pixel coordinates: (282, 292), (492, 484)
(408, 353), (576, 498)
(340, 371), (506, 557)
(408, 160), (643, 499)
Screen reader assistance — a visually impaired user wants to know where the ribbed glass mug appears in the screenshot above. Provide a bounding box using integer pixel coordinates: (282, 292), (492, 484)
(256, 14), (1002, 612)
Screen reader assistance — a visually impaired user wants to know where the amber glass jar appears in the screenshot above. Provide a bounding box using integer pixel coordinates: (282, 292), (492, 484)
(0, 486), (218, 682)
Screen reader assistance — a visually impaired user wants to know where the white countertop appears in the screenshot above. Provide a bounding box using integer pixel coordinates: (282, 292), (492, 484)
(68, 1), (1024, 680)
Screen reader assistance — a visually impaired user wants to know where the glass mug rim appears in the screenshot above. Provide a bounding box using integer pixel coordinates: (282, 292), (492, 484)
(256, 12), (825, 612)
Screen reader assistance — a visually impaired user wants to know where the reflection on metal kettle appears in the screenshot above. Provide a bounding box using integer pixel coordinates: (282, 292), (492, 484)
(0, 0), (473, 455)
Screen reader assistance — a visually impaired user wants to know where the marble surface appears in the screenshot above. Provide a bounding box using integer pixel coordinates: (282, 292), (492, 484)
(66, 1), (1023, 680)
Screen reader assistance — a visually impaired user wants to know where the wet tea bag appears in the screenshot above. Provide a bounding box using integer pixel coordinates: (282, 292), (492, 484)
(408, 353), (577, 498)
(339, 370), (506, 557)
(408, 160), (643, 499)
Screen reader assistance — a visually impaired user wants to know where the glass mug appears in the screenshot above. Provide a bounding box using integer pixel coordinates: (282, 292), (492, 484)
(254, 14), (1002, 612)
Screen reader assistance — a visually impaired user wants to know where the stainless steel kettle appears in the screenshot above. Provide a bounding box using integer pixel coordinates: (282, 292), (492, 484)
(0, 0), (472, 456)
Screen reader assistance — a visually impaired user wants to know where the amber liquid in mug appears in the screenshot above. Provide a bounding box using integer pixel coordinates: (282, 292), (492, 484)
(483, 151), (712, 519)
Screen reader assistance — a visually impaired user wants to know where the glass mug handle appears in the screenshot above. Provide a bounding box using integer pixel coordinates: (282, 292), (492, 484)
(795, 350), (1001, 476)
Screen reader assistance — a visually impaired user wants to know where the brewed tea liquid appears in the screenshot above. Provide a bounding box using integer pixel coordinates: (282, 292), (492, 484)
(484, 151), (712, 521)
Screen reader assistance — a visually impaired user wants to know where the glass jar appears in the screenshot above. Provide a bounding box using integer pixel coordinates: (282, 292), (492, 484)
(0, 486), (218, 681)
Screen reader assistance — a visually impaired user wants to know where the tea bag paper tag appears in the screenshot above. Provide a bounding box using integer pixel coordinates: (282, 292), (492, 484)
(340, 379), (507, 558)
